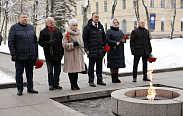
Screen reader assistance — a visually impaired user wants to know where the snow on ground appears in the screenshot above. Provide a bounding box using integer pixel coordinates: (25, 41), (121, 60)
(0, 38), (183, 83)
(0, 70), (15, 84)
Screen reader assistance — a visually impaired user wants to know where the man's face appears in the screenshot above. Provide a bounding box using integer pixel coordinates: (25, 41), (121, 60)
(46, 18), (54, 27)
(138, 20), (145, 28)
(18, 15), (27, 25)
(92, 14), (99, 23)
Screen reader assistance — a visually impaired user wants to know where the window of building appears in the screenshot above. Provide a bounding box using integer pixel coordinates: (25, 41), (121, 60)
(181, 0), (183, 8)
(75, 6), (77, 15)
(96, 2), (98, 13)
(104, 1), (107, 12)
(161, 0), (165, 8)
(88, 3), (91, 14)
(161, 21), (164, 32)
(134, 21), (137, 29)
(150, 0), (154, 8)
(122, 0), (126, 9)
(171, 0), (175, 9)
(181, 21), (183, 31)
(81, 5), (83, 15)
(122, 20), (127, 34)
(105, 23), (107, 31)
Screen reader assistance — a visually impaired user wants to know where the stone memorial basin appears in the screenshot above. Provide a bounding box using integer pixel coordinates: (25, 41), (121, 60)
(111, 87), (183, 116)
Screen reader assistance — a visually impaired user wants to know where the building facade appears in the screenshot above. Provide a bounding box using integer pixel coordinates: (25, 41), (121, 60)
(75, 0), (183, 38)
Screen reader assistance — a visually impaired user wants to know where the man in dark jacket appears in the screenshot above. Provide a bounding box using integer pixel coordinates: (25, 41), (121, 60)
(8, 13), (38, 96)
(38, 17), (64, 90)
(130, 19), (152, 82)
(83, 12), (107, 87)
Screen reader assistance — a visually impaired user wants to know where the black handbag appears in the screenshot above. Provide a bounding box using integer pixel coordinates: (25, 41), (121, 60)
(79, 63), (87, 74)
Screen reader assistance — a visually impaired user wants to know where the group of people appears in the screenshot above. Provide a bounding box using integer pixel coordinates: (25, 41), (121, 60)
(8, 12), (152, 96)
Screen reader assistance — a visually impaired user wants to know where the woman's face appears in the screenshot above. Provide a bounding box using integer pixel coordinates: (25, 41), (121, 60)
(71, 23), (78, 31)
(113, 20), (119, 27)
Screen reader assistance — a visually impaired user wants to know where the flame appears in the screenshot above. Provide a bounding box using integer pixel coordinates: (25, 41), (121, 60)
(147, 70), (156, 100)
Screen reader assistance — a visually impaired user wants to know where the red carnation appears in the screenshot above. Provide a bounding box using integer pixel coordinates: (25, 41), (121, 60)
(65, 34), (69, 40)
(104, 46), (110, 51)
(124, 35), (128, 39)
(47, 27), (50, 30)
(147, 54), (157, 63)
(35, 60), (44, 69)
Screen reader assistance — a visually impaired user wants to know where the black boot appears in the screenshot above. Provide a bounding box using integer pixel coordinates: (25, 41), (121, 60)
(74, 76), (80, 90)
(115, 73), (121, 83)
(68, 74), (76, 90)
(111, 74), (117, 83)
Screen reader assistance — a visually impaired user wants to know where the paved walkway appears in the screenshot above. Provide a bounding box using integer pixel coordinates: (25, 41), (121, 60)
(0, 53), (183, 116)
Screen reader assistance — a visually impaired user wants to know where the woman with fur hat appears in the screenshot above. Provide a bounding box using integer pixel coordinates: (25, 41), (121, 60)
(106, 18), (126, 83)
(62, 19), (85, 90)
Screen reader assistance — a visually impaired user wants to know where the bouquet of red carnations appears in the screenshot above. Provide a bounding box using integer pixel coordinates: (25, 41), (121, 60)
(148, 54), (157, 63)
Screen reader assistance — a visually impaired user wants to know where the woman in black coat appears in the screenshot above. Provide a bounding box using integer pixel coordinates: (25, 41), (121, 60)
(106, 18), (126, 83)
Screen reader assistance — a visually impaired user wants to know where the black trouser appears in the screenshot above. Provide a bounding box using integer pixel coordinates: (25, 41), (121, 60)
(133, 55), (148, 79)
(46, 61), (61, 86)
(68, 73), (78, 87)
(15, 60), (34, 91)
(88, 57), (103, 83)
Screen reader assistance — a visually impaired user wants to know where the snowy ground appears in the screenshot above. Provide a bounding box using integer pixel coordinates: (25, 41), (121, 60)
(0, 70), (15, 84)
(0, 38), (183, 83)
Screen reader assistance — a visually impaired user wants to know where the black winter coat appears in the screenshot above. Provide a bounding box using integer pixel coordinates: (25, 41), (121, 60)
(83, 19), (106, 58)
(106, 26), (126, 68)
(38, 27), (64, 62)
(8, 22), (38, 60)
(130, 26), (152, 56)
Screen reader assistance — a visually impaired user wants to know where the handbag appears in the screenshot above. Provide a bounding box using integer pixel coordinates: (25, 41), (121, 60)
(79, 63), (88, 74)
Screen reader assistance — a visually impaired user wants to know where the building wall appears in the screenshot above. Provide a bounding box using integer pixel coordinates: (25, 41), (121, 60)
(75, 0), (183, 38)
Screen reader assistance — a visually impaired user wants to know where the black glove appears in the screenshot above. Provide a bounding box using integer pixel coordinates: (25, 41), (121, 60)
(49, 40), (54, 45)
(73, 41), (79, 47)
(11, 55), (16, 62)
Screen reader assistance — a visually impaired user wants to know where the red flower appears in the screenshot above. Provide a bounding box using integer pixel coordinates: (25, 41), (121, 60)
(148, 57), (157, 63)
(35, 60), (44, 69)
(52, 28), (56, 31)
(47, 27), (50, 30)
(104, 46), (110, 51)
(124, 35), (128, 39)
(65, 32), (70, 40)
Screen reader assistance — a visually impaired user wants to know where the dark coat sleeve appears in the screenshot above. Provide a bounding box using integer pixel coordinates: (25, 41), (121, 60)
(130, 30), (136, 55)
(102, 28), (107, 47)
(8, 26), (16, 56)
(106, 30), (117, 46)
(60, 33), (64, 56)
(82, 26), (89, 51)
(38, 31), (51, 48)
(34, 34), (38, 58)
(148, 32), (152, 53)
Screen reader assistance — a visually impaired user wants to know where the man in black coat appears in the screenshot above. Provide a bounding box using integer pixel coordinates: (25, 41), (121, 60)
(38, 17), (64, 90)
(8, 13), (38, 96)
(83, 12), (107, 87)
(130, 19), (152, 82)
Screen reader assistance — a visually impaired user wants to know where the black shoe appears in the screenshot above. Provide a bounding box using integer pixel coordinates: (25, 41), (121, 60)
(133, 78), (137, 82)
(49, 85), (54, 90)
(71, 86), (76, 90)
(89, 82), (96, 87)
(97, 81), (106, 86)
(54, 85), (62, 90)
(27, 89), (38, 94)
(115, 73), (121, 83)
(17, 90), (23, 96)
(143, 78), (150, 81)
(75, 85), (80, 90)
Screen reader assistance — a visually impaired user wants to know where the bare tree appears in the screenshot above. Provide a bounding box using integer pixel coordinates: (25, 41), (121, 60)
(32, 0), (38, 32)
(134, 0), (140, 22)
(170, 0), (176, 39)
(20, 0), (23, 13)
(111, 0), (117, 19)
(82, 0), (89, 28)
(142, 0), (151, 39)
